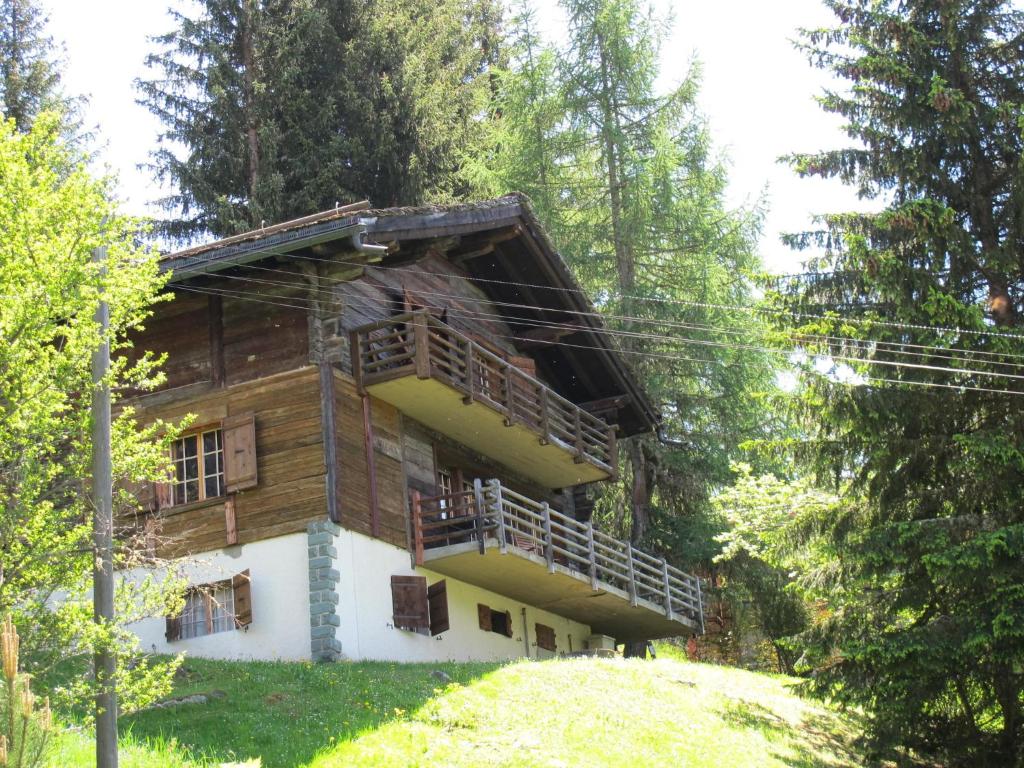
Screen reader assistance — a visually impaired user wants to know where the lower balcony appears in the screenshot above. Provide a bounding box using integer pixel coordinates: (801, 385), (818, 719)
(351, 312), (617, 489)
(410, 480), (704, 642)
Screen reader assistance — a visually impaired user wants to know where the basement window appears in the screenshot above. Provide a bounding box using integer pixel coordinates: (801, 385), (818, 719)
(477, 603), (513, 638)
(391, 576), (449, 636)
(165, 570), (252, 642)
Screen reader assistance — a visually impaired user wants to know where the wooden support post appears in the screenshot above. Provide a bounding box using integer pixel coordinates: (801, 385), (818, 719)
(349, 331), (365, 393)
(541, 503), (555, 573)
(491, 479), (508, 554)
(587, 525), (598, 590)
(362, 394), (380, 537)
(463, 339), (475, 404)
(320, 362), (341, 524)
(411, 490), (424, 566)
(661, 559), (675, 620)
(539, 388), (550, 445)
(474, 478), (486, 555)
(503, 364), (516, 426)
(607, 427), (618, 478)
(625, 541), (638, 607)
(413, 313), (430, 379)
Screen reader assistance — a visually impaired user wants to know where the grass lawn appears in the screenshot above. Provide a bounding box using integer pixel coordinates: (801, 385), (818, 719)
(46, 654), (865, 767)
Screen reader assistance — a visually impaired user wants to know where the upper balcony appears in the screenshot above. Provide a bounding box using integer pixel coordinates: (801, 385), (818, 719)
(410, 480), (703, 641)
(351, 312), (617, 488)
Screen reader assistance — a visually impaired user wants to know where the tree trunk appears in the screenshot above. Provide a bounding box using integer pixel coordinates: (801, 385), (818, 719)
(241, 0), (260, 213)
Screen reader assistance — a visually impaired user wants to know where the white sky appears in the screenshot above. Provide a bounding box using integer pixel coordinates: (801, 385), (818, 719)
(42, 0), (869, 273)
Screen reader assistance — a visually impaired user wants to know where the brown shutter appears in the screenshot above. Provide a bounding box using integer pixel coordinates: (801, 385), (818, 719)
(427, 580), (449, 636)
(536, 623), (556, 652)
(504, 610), (514, 638)
(223, 413), (258, 492)
(232, 569), (253, 628)
(477, 603), (492, 632)
(154, 480), (174, 511)
(391, 575), (428, 634)
(165, 612), (181, 642)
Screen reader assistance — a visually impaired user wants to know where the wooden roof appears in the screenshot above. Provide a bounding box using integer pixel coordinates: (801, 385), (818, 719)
(163, 195), (659, 436)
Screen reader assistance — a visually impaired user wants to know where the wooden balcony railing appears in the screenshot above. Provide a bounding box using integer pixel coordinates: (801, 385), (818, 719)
(410, 479), (704, 630)
(351, 312), (617, 478)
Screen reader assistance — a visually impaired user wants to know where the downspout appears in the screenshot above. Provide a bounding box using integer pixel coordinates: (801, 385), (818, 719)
(350, 224), (388, 257)
(521, 607), (530, 658)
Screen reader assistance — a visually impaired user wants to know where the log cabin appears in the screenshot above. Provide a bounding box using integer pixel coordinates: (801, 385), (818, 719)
(124, 194), (704, 662)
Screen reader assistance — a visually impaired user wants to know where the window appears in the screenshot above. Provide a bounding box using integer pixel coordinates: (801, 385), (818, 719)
(172, 428), (224, 505)
(155, 413), (258, 511)
(165, 570), (252, 642)
(391, 576), (448, 636)
(477, 603), (514, 638)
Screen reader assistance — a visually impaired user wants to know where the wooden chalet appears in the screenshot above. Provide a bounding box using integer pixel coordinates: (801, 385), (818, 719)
(126, 194), (703, 662)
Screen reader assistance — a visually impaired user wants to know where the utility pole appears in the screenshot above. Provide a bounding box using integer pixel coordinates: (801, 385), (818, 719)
(91, 245), (118, 768)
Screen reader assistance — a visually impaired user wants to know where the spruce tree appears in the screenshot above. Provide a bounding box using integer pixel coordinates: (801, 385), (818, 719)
(776, 0), (1024, 760)
(0, 0), (75, 133)
(138, 0), (502, 241)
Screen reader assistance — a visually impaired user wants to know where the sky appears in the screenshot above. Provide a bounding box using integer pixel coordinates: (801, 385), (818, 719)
(42, 0), (870, 274)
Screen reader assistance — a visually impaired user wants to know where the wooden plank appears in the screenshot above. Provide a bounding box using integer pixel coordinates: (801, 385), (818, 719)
(320, 362), (340, 523)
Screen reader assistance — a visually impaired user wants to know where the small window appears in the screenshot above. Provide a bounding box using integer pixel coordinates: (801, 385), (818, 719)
(165, 570), (252, 642)
(478, 603), (514, 638)
(171, 428), (224, 505)
(391, 576), (448, 636)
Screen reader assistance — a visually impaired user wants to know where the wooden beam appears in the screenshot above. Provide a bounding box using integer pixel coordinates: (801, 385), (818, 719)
(208, 294), (225, 388)
(362, 394), (381, 537)
(514, 323), (587, 347)
(320, 361), (340, 524)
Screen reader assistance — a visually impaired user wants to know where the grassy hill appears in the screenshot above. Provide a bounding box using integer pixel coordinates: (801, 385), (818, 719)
(46, 653), (865, 768)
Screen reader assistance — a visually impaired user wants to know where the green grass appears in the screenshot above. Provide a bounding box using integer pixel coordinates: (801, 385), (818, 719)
(47, 656), (865, 767)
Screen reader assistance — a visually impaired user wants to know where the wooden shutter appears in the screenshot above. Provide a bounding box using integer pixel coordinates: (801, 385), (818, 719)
(427, 580), (449, 636)
(536, 623), (556, 652)
(391, 575), (429, 634)
(153, 479), (174, 511)
(165, 612), (181, 642)
(223, 413), (258, 492)
(477, 603), (492, 632)
(232, 569), (253, 628)
(504, 610), (514, 638)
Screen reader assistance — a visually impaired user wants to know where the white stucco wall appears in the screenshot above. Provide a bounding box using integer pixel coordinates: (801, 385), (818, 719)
(335, 528), (592, 662)
(126, 532), (311, 661)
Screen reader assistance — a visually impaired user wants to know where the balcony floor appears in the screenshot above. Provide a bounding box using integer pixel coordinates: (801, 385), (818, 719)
(367, 376), (611, 488)
(421, 539), (699, 642)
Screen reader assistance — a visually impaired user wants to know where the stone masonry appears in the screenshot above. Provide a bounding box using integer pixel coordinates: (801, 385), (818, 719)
(307, 521), (342, 661)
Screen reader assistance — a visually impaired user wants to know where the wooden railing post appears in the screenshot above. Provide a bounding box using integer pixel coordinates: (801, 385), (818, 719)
(411, 490), (424, 566)
(413, 312), (430, 379)
(573, 409), (585, 463)
(463, 338), (475, 404)
(490, 479), (507, 554)
(539, 387), (550, 445)
(587, 524), (598, 590)
(695, 576), (705, 635)
(625, 541), (638, 607)
(541, 502), (554, 573)
(661, 559), (675, 620)
(473, 478), (486, 555)
(349, 331), (365, 394)
(503, 364), (516, 426)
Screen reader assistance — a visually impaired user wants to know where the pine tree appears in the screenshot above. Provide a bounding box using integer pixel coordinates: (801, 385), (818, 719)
(138, 0), (503, 241)
(776, 0), (1024, 760)
(0, 0), (75, 133)
(463, 0), (777, 659)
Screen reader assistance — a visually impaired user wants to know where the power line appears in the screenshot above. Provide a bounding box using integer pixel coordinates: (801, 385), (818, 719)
(169, 267), (1024, 370)
(173, 283), (1024, 398)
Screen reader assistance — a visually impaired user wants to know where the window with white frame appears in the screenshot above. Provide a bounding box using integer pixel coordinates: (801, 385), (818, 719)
(172, 428), (225, 505)
(179, 581), (235, 640)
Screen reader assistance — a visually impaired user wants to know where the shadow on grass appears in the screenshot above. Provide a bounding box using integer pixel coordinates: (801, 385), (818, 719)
(720, 698), (863, 768)
(119, 657), (501, 768)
